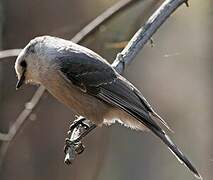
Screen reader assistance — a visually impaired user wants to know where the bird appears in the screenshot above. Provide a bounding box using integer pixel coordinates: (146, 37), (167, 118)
(15, 35), (202, 179)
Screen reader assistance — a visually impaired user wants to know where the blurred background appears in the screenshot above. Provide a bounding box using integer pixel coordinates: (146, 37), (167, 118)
(0, 0), (212, 180)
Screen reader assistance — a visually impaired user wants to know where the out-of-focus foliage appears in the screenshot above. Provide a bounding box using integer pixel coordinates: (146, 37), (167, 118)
(0, 0), (212, 180)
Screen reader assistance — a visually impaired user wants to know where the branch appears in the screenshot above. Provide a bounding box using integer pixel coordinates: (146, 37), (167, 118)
(0, 133), (10, 141)
(71, 0), (138, 43)
(112, 0), (189, 73)
(0, 0), (138, 166)
(64, 0), (188, 163)
(0, 86), (45, 164)
(0, 49), (22, 60)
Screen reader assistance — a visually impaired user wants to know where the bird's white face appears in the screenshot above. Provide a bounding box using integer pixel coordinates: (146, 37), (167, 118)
(15, 36), (62, 89)
(14, 42), (44, 89)
(15, 48), (29, 89)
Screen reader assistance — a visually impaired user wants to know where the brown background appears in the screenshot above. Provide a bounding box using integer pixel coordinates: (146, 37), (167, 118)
(0, 0), (212, 180)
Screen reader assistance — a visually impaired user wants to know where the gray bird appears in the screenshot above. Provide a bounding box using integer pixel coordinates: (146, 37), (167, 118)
(15, 36), (201, 179)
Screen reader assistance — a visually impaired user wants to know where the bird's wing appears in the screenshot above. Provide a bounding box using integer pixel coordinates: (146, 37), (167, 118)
(56, 43), (117, 89)
(57, 48), (201, 179)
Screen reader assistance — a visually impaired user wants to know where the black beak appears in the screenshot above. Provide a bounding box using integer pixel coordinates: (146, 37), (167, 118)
(16, 72), (25, 90)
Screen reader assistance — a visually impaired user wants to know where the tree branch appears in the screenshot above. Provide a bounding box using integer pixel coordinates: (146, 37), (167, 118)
(0, 0), (139, 167)
(71, 0), (139, 43)
(0, 49), (22, 60)
(112, 0), (189, 73)
(0, 133), (10, 141)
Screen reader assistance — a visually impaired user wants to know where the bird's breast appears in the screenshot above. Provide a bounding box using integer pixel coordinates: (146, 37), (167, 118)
(41, 70), (109, 124)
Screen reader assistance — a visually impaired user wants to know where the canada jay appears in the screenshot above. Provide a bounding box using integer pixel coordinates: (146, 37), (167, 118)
(15, 36), (201, 179)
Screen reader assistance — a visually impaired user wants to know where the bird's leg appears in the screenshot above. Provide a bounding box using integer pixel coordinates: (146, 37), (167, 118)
(64, 116), (96, 165)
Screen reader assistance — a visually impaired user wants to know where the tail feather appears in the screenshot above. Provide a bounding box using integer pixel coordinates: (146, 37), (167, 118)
(149, 111), (174, 133)
(149, 125), (202, 179)
(95, 81), (202, 179)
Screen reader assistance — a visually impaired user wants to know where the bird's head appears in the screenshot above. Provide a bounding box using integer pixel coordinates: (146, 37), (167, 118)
(15, 36), (60, 89)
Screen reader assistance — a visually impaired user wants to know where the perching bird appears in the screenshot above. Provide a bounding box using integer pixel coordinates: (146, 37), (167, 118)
(15, 36), (201, 179)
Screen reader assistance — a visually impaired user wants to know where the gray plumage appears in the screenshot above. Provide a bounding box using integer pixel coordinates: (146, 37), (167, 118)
(15, 36), (201, 179)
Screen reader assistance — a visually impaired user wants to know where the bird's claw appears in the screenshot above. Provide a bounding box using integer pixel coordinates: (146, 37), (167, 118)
(69, 116), (86, 130)
(64, 116), (96, 165)
(64, 138), (85, 155)
(73, 142), (85, 154)
(64, 116), (88, 165)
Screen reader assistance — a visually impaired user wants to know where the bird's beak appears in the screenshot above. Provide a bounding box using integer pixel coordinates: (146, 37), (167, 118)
(16, 71), (26, 90)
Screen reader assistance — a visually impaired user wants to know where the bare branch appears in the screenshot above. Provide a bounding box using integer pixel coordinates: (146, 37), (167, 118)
(0, 0), (138, 166)
(71, 0), (139, 43)
(0, 86), (45, 165)
(0, 49), (21, 60)
(112, 0), (188, 74)
(0, 133), (10, 141)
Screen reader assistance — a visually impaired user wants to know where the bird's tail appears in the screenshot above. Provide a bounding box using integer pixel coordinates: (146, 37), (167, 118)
(148, 124), (202, 179)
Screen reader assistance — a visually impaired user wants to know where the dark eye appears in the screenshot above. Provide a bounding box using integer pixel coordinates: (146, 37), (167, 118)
(20, 60), (27, 68)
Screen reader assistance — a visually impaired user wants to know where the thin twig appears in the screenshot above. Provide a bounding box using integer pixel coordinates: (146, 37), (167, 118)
(4, 86), (45, 141)
(0, 49), (22, 60)
(0, 49), (22, 142)
(71, 0), (139, 43)
(0, 86), (45, 164)
(0, 0), (138, 166)
(0, 133), (10, 141)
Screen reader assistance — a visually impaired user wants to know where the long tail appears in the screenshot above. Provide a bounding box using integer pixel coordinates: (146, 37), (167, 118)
(95, 79), (202, 179)
(147, 123), (202, 179)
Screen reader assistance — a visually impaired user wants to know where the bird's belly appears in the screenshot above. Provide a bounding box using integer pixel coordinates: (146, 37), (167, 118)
(103, 107), (148, 131)
(43, 76), (109, 125)
(41, 72), (147, 130)
(46, 80), (147, 130)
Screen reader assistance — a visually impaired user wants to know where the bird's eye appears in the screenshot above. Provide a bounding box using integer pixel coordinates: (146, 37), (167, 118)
(20, 60), (27, 68)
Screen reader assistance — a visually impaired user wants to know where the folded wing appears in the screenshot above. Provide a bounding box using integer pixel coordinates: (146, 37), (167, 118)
(57, 45), (201, 179)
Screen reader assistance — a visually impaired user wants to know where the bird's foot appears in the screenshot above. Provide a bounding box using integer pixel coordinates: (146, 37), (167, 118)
(64, 116), (96, 165)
